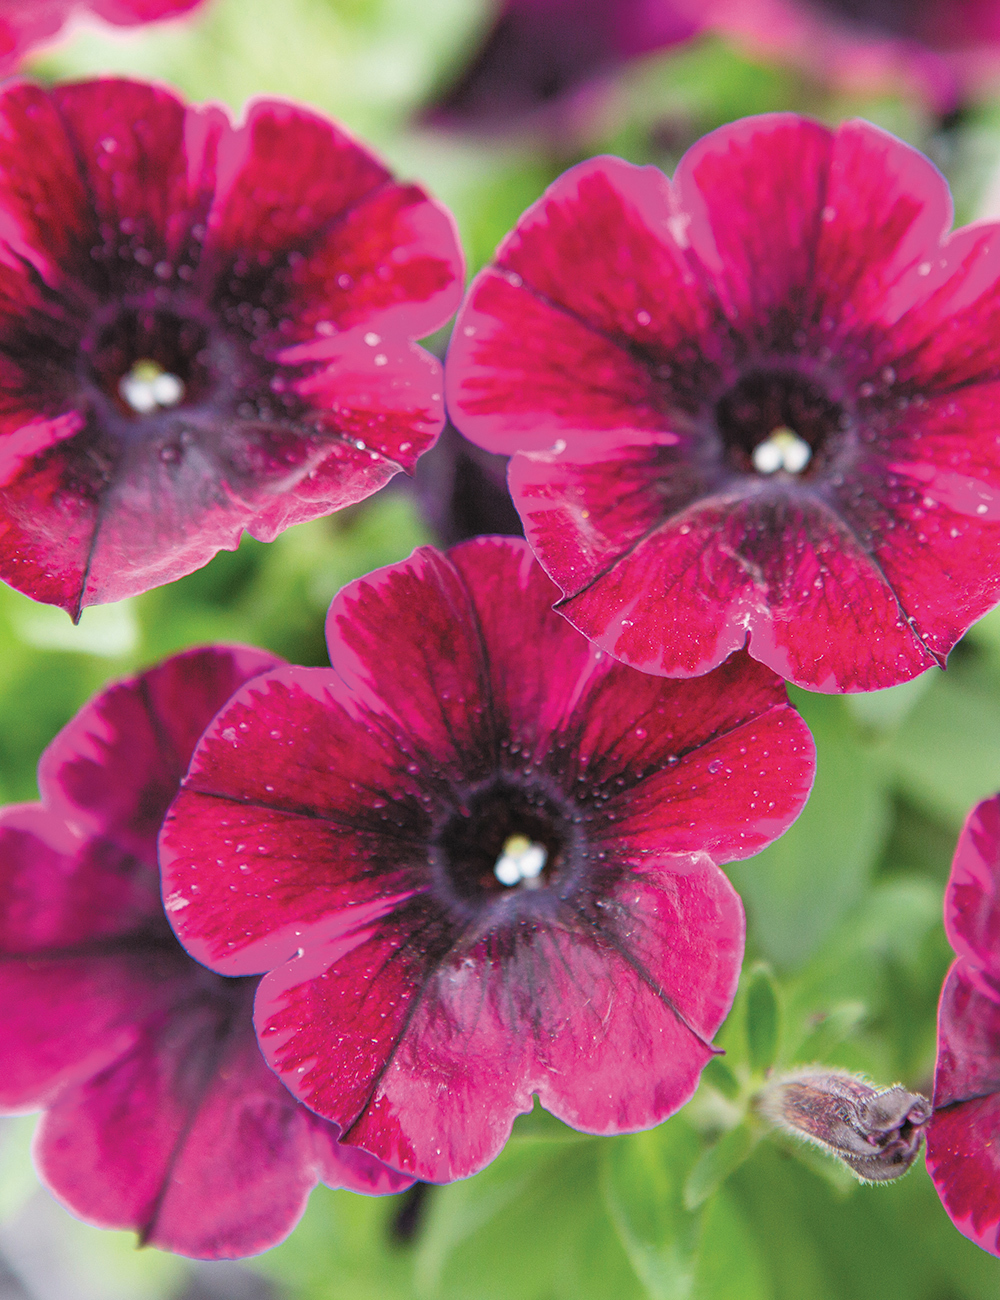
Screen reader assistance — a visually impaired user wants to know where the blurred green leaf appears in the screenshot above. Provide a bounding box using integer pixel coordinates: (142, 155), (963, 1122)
(881, 647), (1000, 825)
(601, 1121), (701, 1300)
(745, 965), (781, 1075)
(0, 1117), (38, 1223)
(416, 1136), (642, 1300)
(700, 1057), (740, 1102)
(729, 692), (891, 969)
(844, 669), (938, 733)
(253, 1186), (415, 1300)
(783, 878), (944, 1083)
(692, 1188), (769, 1300)
(731, 1143), (1000, 1300)
(790, 1001), (868, 1066)
(683, 1123), (758, 1213)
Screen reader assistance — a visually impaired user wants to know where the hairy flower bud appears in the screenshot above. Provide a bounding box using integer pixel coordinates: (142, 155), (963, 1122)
(758, 1067), (931, 1183)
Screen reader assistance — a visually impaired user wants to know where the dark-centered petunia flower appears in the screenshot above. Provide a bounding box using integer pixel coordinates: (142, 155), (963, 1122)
(926, 792), (1000, 1258)
(424, 0), (701, 133)
(704, 0), (1000, 113)
(446, 114), (1000, 693)
(0, 1), (208, 79)
(0, 646), (411, 1261)
(0, 78), (463, 618)
(160, 537), (815, 1183)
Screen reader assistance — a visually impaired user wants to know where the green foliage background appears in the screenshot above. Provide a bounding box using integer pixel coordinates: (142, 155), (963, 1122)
(0, 0), (999, 1295)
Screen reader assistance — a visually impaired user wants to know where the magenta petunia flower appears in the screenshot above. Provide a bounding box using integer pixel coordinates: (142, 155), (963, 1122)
(424, 0), (701, 132)
(926, 793), (1000, 1258)
(446, 114), (1000, 693)
(0, 1), (208, 78)
(160, 537), (815, 1183)
(0, 646), (410, 1261)
(0, 78), (463, 618)
(704, 0), (1000, 113)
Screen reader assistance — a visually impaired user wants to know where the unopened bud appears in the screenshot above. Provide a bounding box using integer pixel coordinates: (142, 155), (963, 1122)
(758, 1066), (931, 1183)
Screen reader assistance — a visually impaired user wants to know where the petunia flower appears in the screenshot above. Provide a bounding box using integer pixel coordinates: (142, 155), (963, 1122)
(0, 646), (411, 1261)
(0, 1), (208, 79)
(0, 77), (463, 617)
(925, 792), (1000, 1258)
(160, 536), (815, 1183)
(446, 114), (1000, 693)
(423, 0), (701, 134)
(704, 0), (1000, 114)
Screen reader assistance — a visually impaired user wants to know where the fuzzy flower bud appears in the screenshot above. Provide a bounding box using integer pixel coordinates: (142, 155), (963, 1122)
(758, 1066), (931, 1183)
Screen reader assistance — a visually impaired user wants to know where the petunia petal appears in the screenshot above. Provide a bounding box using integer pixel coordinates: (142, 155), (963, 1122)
(160, 665), (432, 976)
(943, 794), (1000, 989)
(255, 855), (743, 1182)
(515, 449), (936, 689)
(33, 983), (346, 1258)
(40, 645), (281, 858)
(927, 962), (1000, 1257)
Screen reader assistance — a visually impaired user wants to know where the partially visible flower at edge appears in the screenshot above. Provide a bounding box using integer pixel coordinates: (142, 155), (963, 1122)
(0, 1), (209, 78)
(926, 792), (1000, 1258)
(0, 77), (463, 617)
(704, 0), (1000, 114)
(446, 113), (1000, 693)
(0, 646), (410, 1261)
(161, 536), (815, 1183)
(422, 0), (702, 134)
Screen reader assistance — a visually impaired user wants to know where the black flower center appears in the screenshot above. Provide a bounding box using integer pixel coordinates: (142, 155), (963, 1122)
(715, 370), (848, 477)
(432, 777), (579, 905)
(82, 307), (215, 420)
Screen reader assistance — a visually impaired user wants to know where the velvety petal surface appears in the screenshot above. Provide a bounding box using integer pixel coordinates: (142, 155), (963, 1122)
(164, 540), (811, 973)
(927, 964), (1000, 1257)
(0, 79), (462, 614)
(35, 981), (409, 1258)
(513, 451), (937, 689)
(943, 793), (1000, 983)
(447, 115), (1000, 690)
(41, 645), (281, 859)
(164, 538), (813, 1181)
(256, 856), (742, 1182)
(0, 645), (410, 1257)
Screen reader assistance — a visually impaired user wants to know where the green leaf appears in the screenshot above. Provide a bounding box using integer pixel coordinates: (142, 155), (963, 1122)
(683, 1123), (758, 1212)
(253, 1188), (416, 1300)
(730, 1142), (1000, 1300)
(692, 1189), (769, 1300)
(745, 965), (781, 1075)
(700, 1057), (741, 1101)
(844, 670), (938, 734)
(881, 651), (1000, 824)
(416, 1137), (643, 1300)
(728, 693), (891, 969)
(790, 1000), (868, 1065)
(601, 1121), (702, 1300)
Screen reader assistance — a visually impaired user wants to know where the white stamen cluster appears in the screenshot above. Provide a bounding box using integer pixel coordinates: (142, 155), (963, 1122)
(493, 834), (547, 888)
(752, 425), (812, 474)
(119, 359), (185, 413)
